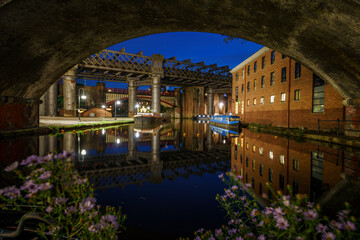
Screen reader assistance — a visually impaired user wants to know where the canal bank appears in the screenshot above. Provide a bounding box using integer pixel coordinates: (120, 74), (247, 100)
(245, 123), (360, 148)
(0, 116), (134, 138)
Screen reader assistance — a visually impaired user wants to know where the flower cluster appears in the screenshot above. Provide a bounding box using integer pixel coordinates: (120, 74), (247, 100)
(190, 173), (359, 240)
(0, 152), (125, 239)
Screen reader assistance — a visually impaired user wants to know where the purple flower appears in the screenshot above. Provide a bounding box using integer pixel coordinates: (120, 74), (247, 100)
(218, 173), (224, 178)
(337, 210), (350, 221)
(20, 155), (42, 166)
(258, 234), (266, 240)
(245, 183), (252, 188)
(55, 151), (74, 160)
(236, 237), (244, 240)
(307, 202), (314, 208)
(79, 197), (96, 213)
(304, 209), (318, 220)
(215, 229), (222, 237)
(98, 215), (119, 230)
(246, 232), (254, 237)
(316, 223), (328, 233)
(228, 228), (237, 236)
(46, 206), (53, 213)
(344, 220), (356, 231)
(88, 224), (98, 234)
(65, 206), (76, 215)
(321, 232), (336, 240)
(4, 161), (19, 172)
(263, 207), (273, 215)
(240, 196), (246, 201)
(251, 209), (258, 217)
(55, 197), (68, 205)
(273, 207), (284, 217)
(0, 186), (20, 199)
(258, 221), (264, 227)
(39, 171), (51, 180)
(196, 228), (204, 233)
(74, 176), (87, 184)
(235, 219), (242, 224)
(228, 219), (234, 225)
(330, 220), (343, 230)
(276, 217), (289, 230)
(236, 175), (242, 180)
(39, 182), (53, 191)
(208, 237), (215, 240)
(296, 237), (303, 240)
(231, 185), (238, 191)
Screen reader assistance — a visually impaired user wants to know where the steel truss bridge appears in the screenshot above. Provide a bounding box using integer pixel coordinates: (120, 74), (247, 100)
(76, 148), (230, 190)
(76, 49), (231, 89)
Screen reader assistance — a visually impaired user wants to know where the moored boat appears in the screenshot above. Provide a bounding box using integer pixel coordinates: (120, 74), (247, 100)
(209, 115), (241, 130)
(210, 125), (241, 138)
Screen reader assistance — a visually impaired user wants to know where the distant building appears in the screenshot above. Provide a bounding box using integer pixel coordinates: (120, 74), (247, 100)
(230, 47), (344, 130)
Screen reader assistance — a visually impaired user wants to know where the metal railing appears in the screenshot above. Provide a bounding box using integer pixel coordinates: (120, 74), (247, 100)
(317, 119), (360, 136)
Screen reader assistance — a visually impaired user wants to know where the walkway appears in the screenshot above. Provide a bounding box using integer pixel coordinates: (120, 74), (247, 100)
(39, 116), (133, 127)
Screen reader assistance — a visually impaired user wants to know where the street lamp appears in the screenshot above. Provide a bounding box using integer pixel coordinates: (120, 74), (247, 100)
(219, 102), (224, 114)
(115, 100), (121, 120)
(102, 105), (106, 119)
(135, 104), (140, 114)
(78, 88), (87, 122)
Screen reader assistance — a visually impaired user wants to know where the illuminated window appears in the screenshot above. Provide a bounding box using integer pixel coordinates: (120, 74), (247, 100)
(246, 142), (249, 149)
(254, 79), (257, 91)
(252, 144), (256, 152)
(242, 69), (244, 79)
(260, 97), (264, 105)
(236, 73), (239, 82)
(269, 150), (274, 159)
(253, 98), (257, 106)
(261, 76), (265, 88)
(259, 147), (263, 155)
(293, 159), (299, 171)
(280, 154), (285, 165)
(313, 74), (324, 113)
(252, 159), (255, 171)
(270, 72), (275, 86)
(281, 93), (286, 102)
(294, 90), (300, 101)
(270, 95), (275, 104)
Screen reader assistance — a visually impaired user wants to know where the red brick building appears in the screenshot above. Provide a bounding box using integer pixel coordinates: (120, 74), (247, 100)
(231, 47), (345, 130)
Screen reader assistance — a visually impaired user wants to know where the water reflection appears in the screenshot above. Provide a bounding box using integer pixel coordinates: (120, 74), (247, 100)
(231, 129), (360, 203)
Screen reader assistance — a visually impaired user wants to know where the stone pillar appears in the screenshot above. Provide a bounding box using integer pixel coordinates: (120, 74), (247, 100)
(48, 82), (58, 116)
(150, 127), (163, 184)
(127, 78), (137, 117)
(206, 124), (213, 151)
(151, 54), (164, 114)
(49, 135), (57, 153)
(39, 94), (46, 116)
(343, 98), (360, 137)
(63, 132), (75, 153)
(39, 135), (49, 156)
(62, 67), (76, 117)
(174, 88), (181, 118)
(207, 88), (214, 115)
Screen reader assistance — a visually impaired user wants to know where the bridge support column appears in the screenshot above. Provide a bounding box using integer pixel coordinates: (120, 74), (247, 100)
(127, 78), (137, 117)
(62, 68), (76, 117)
(128, 125), (136, 160)
(343, 98), (360, 137)
(206, 88), (214, 115)
(39, 94), (47, 116)
(48, 82), (58, 116)
(151, 54), (164, 114)
(174, 88), (181, 118)
(150, 127), (163, 184)
(63, 132), (75, 153)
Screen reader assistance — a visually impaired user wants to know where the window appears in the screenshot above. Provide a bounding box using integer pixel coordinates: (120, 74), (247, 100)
(242, 69), (244, 79)
(254, 79), (257, 91)
(281, 93), (286, 102)
(279, 174), (284, 190)
(246, 173), (248, 183)
(268, 189), (273, 200)
(246, 142), (249, 150)
(271, 51), (275, 64)
(294, 90), (300, 101)
(246, 157), (249, 167)
(252, 144), (256, 152)
(236, 73), (239, 82)
(252, 177), (255, 188)
(262, 56), (265, 69)
(234, 144), (237, 159)
(313, 74), (325, 113)
(281, 67), (286, 82)
(259, 183), (263, 195)
(240, 154), (243, 163)
(292, 181), (299, 196)
(293, 159), (299, 171)
(270, 95), (275, 104)
(295, 62), (301, 78)
(252, 159), (255, 171)
(247, 99), (250, 106)
(235, 87), (238, 101)
(254, 61), (257, 73)
(270, 72), (274, 86)
(269, 168), (273, 182)
(261, 76), (265, 88)
(259, 147), (263, 155)
(282, 54), (286, 59)
(260, 163), (263, 176)
(280, 154), (285, 164)
(241, 84), (244, 94)
(260, 97), (264, 105)
(247, 65), (250, 76)
(247, 82), (250, 92)
(253, 98), (256, 105)
(269, 150), (274, 159)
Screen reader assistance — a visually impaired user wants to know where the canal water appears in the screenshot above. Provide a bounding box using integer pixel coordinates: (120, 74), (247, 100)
(1, 119), (360, 239)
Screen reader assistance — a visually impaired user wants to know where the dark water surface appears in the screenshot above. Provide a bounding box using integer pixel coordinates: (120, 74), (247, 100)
(1, 119), (360, 239)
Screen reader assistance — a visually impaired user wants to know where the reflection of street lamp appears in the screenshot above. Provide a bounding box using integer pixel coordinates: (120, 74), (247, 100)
(135, 104), (140, 114)
(102, 105), (106, 119)
(115, 100), (121, 120)
(78, 88), (87, 122)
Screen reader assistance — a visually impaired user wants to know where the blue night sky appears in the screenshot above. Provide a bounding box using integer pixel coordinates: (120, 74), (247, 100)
(86, 32), (263, 88)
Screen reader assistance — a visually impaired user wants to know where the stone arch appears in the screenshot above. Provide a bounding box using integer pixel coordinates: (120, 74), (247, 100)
(0, 0), (360, 101)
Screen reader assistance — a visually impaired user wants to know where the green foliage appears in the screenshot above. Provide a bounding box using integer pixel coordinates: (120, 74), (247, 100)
(0, 153), (125, 239)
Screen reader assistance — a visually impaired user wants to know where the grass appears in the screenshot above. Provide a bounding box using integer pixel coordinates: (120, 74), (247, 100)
(246, 123), (305, 139)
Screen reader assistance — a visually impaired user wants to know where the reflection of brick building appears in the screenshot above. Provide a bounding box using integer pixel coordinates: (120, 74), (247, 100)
(231, 129), (345, 201)
(230, 47), (344, 130)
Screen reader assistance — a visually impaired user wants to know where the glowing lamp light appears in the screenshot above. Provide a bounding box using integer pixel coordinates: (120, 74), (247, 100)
(135, 104), (140, 109)
(219, 102), (224, 108)
(116, 139), (120, 144)
(81, 149), (87, 155)
(102, 129), (105, 135)
(116, 100), (120, 105)
(102, 105), (106, 108)
(81, 95), (87, 100)
(135, 132), (140, 138)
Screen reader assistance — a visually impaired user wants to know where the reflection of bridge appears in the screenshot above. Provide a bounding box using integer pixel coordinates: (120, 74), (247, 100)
(77, 148), (230, 190)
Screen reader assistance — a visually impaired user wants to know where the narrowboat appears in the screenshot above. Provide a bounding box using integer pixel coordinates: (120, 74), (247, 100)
(210, 125), (241, 138)
(209, 115), (241, 130)
(193, 114), (212, 121)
